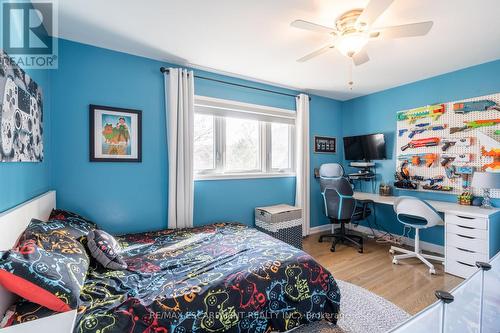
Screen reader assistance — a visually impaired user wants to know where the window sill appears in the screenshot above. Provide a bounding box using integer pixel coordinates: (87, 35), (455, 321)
(194, 172), (296, 181)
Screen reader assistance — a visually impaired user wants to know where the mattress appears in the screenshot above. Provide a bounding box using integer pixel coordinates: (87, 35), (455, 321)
(2, 223), (340, 332)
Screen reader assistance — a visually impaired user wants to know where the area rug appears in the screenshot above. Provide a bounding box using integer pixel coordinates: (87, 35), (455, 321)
(294, 280), (410, 333)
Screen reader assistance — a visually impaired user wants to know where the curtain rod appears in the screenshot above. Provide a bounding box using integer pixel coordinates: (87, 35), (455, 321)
(160, 67), (310, 101)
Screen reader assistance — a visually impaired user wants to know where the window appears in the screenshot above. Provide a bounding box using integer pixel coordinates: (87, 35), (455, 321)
(193, 96), (295, 179)
(225, 118), (260, 171)
(270, 123), (292, 171)
(193, 114), (215, 171)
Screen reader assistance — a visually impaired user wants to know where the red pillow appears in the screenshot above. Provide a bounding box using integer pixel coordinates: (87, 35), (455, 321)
(0, 219), (90, 312)
(0, 270), (70, 312)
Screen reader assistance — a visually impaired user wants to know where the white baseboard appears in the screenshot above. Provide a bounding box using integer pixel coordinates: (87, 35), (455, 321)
(309, 224), (333, 235)
(308, 223), (444, 255)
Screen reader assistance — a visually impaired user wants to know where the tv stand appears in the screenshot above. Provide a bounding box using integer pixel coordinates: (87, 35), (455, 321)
(348, 161), (377, 193)
(350, 161), (375, 168)
(348, 161), (375, 179)
(348, 170), (375, 179)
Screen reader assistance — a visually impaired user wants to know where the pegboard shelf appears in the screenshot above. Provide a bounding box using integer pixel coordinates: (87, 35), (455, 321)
(396, 92), (499, 199)
(397, 188), (457, 196)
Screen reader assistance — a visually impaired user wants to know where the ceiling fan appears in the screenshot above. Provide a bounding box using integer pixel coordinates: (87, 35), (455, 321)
(291, 0), (433, 66)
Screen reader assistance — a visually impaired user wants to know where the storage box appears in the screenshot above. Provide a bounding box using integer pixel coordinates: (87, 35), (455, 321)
(255, 204), (303, 249)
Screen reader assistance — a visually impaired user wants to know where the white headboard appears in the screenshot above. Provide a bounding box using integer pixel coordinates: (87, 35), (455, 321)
(0, 191), (56, 319)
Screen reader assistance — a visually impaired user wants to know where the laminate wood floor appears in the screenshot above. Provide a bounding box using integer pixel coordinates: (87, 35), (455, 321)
(303, 232), (464, 315)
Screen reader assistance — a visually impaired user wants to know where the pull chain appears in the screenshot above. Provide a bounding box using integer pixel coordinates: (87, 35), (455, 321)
(348, 60), (354, 90)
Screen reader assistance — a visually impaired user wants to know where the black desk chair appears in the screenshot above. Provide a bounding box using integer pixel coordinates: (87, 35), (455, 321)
(318, 163), (373, 253)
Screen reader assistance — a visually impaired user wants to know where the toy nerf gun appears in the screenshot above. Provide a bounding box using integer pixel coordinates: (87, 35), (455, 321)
(441, 137), (471, 151)
(397, 104), (445, 124)
(456, 165), (474, 173)
(398, 129), (408, 137)
(440, 155), (456, 179)
(398, 153), (437, 167)
(440, 154), (472, 178)
(477, 131), (500, 172)
(408, 123), (447, 139)
(423, 184), (453, 192)
(411, 175), (444, 185)
(401, 137), (439, 151)
(453, 100), (500, 114)
(450, 118), (500, 134)
(455, 166), (475, 189)
(442, 153), (472, 163)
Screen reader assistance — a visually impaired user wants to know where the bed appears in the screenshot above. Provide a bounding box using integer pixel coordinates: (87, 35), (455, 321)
(0, 192), (340, 332)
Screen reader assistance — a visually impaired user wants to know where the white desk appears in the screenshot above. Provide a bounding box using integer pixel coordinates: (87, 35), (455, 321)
(354, 192), (499, 218)
(353, 191), (500, 278)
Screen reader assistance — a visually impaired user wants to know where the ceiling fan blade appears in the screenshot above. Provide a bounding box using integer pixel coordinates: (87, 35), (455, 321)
(352, 49), (370, 66)
(373, 21), (434, 39)
(356, 0), (394, 27)
(291, 19), (336, 34)
(297, 44), (335, 62)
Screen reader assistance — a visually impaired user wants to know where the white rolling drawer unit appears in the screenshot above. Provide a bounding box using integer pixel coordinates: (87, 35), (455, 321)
(445, 211), (500, 279)
(353, 191), (500, 280)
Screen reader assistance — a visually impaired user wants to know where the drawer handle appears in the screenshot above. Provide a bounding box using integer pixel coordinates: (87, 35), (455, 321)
(456, 260), (474, 267)
(456, 225), (474, 230)
(456, 234), (475, 239)
(456, 247), (475, 253)
(456, 215), (474, 220)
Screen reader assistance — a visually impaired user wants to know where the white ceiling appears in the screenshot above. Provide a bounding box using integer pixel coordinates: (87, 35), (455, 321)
(54, 0), (500, 100)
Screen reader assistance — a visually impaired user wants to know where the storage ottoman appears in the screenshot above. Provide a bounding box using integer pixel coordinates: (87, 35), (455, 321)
(255, 204), (303, 249)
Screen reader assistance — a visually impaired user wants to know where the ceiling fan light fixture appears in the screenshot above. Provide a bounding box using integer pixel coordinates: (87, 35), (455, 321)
(335, 32), (369, 57)
(293, 0), (434, 65)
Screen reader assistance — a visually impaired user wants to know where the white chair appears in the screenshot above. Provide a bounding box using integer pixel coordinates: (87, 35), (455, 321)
(389, 196), (444, 274)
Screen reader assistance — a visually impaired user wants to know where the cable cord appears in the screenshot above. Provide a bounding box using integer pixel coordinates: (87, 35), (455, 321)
(365, 204), (404, 244)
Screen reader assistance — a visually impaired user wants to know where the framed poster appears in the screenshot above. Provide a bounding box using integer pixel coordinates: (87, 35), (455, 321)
(314, 136), (336, 154)
(89, 105), (142, 162)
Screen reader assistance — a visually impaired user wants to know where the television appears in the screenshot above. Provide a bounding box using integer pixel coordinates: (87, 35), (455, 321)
(343, 133), (386, 161)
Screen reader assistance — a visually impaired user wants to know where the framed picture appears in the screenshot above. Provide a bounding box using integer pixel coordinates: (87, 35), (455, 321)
(0, 50), (44, 162)
(314, 135), (336, 154)
(89, 105), (142, 162)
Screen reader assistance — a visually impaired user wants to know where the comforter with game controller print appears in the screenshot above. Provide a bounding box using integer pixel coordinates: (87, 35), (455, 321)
(4, 223), (341, 332)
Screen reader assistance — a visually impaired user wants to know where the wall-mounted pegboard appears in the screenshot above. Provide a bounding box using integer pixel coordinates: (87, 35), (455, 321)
(396, 92), (499, 198)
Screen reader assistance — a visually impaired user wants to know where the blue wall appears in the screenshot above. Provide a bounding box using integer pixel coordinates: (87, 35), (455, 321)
(342, 60), (500, 245)
(310, 96), (344, 228)
(51, 40), (167, 234)
(50, 39), (342, 234)
(0, 12), (52, 213)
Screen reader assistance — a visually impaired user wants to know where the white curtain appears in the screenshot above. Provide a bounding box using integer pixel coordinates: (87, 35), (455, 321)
(295, 94), (310, 236)
(164, 68), (195, 229)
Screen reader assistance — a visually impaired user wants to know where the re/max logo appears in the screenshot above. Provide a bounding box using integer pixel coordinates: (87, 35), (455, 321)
(2, 1), (53, 55)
